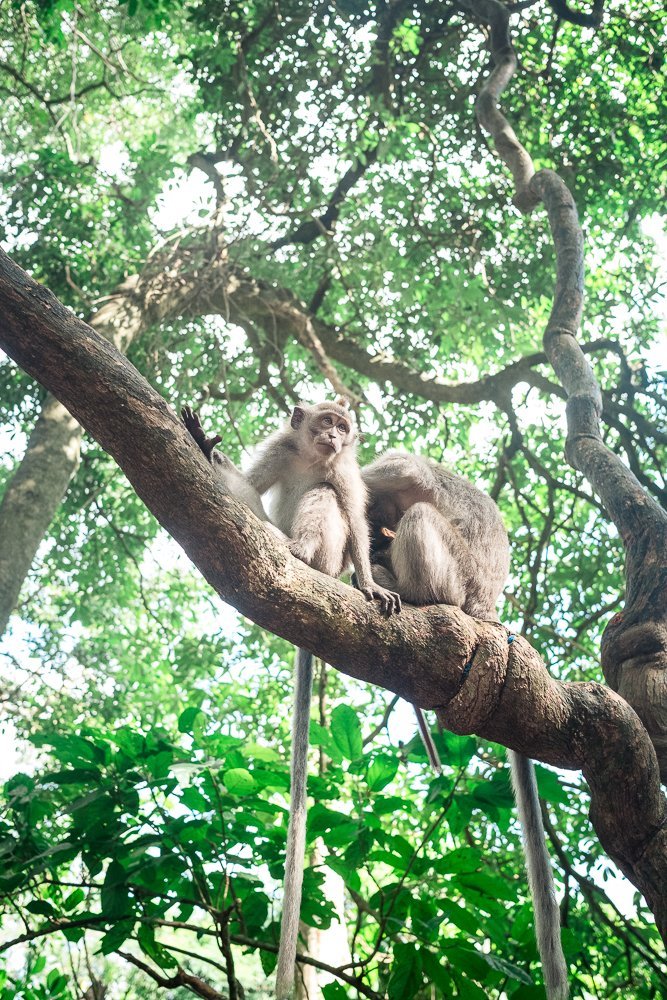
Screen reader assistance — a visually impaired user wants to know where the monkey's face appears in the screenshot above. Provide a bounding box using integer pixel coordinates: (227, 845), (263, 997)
(308, 411), (353, 458)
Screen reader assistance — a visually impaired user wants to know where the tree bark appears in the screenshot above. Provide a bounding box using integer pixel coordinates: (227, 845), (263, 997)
(0, 246), (666, 946)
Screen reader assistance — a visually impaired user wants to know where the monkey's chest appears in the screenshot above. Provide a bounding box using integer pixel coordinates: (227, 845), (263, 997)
(267, 479), (343, 535)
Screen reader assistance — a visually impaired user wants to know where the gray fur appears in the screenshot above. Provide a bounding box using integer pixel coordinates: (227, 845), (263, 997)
(211, 451), (271, 523)
(363, 450), (509, 619)
(363, 451), (568, 1000)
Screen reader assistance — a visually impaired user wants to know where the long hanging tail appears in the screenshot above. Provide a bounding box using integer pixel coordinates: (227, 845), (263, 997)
(413, 706), (442, 773)
(509, 750), (569, 1000)
(275, 648), (314, 1000)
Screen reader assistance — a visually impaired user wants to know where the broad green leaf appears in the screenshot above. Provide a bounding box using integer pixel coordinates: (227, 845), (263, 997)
(366, 753), (399, 792)
(330, 705), (363, 761)
(222, 768), (257, 795)
(99, 919), (135, 955)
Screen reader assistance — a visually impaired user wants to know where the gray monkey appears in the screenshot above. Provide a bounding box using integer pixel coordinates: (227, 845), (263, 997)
(362, 451), (568, 1000)
(182, 401), (401, 1000)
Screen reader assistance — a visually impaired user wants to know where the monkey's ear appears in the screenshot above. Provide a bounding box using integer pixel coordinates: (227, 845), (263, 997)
(335, 396), (350, 410)
(291, 406), (306, 429)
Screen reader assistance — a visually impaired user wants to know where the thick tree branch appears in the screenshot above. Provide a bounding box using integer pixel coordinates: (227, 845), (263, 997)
(0, 274), (146, 637)
(0, 247), (666, 943)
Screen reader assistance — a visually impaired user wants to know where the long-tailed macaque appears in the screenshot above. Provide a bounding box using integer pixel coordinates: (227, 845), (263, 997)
(182, 401), (401, 1000)
(361, 451), (568, 1000)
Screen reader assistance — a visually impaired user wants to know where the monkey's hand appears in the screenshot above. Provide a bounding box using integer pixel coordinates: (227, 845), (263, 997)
(181, 405), (222, 462)
(359, 584), (402, 616)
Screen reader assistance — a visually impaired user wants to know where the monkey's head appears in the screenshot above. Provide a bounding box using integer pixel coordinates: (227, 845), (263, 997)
(290, 399), (356, 460)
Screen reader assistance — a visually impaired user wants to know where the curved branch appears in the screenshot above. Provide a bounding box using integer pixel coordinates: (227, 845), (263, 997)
(465, 0), (667, 783)
(548, 0), (605, 28)
(0, 247), (666, 943)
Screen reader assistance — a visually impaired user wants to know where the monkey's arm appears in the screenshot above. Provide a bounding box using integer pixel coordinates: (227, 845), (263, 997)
(346, 504), (401, 615)
(244, 437), (292, 496)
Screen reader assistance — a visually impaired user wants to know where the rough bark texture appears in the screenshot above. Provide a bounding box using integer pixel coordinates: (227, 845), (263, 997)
(0, 247), (666, 944)
(464, 0), (667, 782)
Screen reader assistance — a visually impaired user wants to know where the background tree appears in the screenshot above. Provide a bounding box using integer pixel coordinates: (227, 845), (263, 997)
(0, 1), (666, 998)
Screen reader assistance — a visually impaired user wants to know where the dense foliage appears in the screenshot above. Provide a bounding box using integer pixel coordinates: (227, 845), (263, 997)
(0, 0), (666, 997)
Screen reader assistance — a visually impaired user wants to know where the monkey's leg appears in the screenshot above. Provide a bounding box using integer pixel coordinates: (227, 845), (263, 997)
(275, 647), (314, 1000)
(369, 562), (399, 590)
(509, 751), (568, 1000)
(289, 485), (347, 577)
(390, 502), (469, 607)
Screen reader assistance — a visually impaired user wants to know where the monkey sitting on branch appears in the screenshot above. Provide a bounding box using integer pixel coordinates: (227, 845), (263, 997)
(361, 450), (569, 1000)
(181, 399), (402, 1000)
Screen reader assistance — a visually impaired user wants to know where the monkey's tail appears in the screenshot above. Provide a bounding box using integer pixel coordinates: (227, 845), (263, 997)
(275, 647), (313, 1000)
(414, 706), (442, 773)
(509, 750), (569, 1000)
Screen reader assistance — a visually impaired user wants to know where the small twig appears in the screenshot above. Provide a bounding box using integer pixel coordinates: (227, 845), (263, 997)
(118, 951), (225, 1000)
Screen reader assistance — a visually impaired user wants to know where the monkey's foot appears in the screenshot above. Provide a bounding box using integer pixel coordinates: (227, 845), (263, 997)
(359, 585), (402, 616)
(181, 405), (222, 462)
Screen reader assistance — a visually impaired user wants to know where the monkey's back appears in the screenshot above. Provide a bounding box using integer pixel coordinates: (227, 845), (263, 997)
(363, 451), (510, 614)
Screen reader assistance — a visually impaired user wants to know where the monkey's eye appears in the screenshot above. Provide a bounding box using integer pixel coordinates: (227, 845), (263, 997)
(338, 423), (348, 433)
(322, 416), (333, 426)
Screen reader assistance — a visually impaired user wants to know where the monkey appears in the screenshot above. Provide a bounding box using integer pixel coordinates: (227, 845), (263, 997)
(361, 451), (569, 1000)
(181, 401), (401, 1000)
(362, 450), (510, 618)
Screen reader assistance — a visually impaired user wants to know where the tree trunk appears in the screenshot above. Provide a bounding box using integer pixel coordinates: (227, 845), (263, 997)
(0, 394), (80, 635)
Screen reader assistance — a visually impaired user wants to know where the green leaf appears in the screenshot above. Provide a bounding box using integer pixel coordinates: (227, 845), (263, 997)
(26, 899), (58, 917)
(534, 765), (570, 805)
(101, 860), (133, 919)
(322, 983), (348, 999)
(330, 705), (363, 760)
(178, 706), (207, 738)
(46, 970), (68, 992)
(137, 923), (178, 970)
(309, 722), (344, 764)
(387, 941), (423, 999)
(433, 846), (482, 874)
(454, 871), (518, 903)
(482, 951), (533, 984)
(99, 919), (135, 955)
(222, 767), (257, 795)
(366, 753), (399, 792)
